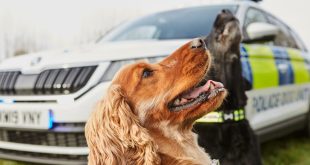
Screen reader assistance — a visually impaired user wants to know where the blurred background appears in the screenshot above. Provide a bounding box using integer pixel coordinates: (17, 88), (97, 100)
(0, 0), (309, 60)
(0, 0), (310, 164)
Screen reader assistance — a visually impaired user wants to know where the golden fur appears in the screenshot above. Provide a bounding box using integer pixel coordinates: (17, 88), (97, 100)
(85, 39), (227, 165)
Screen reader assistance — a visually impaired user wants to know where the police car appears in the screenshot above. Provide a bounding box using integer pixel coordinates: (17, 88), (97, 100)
(0, 1), (309, 164)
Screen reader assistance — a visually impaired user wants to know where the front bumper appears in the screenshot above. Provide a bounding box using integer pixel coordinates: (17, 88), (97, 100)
(0, 83), (110, 164)
(0, 123), (88, 165)
(0, 148), (87, 165)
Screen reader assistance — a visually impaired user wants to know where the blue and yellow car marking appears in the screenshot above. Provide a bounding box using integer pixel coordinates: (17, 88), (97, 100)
(241, 44), (310, 89)
(197, 44), (310, 123)
(272, 47), (294, 85)
(287, 48), (310, 83)
(242, 44), (279, 89)
(240, 46), (253, 86)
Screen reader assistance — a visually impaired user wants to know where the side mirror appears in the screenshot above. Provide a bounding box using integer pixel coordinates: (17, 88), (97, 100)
(244, 22), (280, 43)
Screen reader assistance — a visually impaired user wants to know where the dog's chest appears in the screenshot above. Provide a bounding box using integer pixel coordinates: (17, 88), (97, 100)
(153, 123), (212, 164)
(180, 140), (212, 164)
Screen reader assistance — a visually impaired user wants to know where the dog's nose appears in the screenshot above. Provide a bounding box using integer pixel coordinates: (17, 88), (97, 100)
(222, 9), (228, 13)
(191, 38), (205, 49)
(221, 9), (232, 14)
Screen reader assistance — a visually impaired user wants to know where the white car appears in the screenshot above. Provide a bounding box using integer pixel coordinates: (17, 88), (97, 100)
(0, 1), (309, 164)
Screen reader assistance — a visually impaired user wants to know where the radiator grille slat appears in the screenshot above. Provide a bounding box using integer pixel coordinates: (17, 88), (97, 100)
(72, 68), (88, 91)
(34, 70), (50, 94)
(0, 72), (8, 93)
(3, 72), (12, 94)
(62, 68), (81, 94)
(0, 72), (21, 94)
(72, 66), (96, 92)
(8, 72), (20, 94)
(44, 69), (60, 94)
(0, 73), (3, 86)
(53, 69), (71, 94)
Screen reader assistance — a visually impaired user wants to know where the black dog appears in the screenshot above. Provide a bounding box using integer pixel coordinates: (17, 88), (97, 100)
(194, 10), (262, 165)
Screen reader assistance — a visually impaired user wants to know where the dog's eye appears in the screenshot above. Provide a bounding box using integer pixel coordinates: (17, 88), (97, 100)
(142, 69), (153, 78)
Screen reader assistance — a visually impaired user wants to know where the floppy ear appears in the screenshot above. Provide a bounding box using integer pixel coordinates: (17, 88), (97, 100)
(85, 85), (160, 165)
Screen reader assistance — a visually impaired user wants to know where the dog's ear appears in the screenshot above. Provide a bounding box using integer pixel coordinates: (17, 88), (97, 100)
(85, 85), (160, 165)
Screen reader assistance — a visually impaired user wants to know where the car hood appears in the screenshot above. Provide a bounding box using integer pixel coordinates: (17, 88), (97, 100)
(0, 39), (189, 73)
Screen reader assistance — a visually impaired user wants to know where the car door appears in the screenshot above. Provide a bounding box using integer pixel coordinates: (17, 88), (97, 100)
(240, 7), (310, 137)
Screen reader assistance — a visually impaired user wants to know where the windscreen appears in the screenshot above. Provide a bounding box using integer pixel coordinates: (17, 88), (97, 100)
(102, 5), (238, 42)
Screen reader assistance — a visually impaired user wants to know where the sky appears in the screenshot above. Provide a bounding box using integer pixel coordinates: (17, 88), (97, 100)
(0, 0), (309, 59)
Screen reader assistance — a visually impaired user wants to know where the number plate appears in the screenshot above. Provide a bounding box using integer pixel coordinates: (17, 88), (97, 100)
(0, 109), (52, 129)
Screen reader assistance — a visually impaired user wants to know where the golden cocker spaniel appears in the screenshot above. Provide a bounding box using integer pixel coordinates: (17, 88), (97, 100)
(85, 38), (227, 165)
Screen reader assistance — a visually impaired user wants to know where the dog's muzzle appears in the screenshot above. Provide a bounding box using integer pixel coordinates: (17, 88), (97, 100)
(191, 38), (207, 50)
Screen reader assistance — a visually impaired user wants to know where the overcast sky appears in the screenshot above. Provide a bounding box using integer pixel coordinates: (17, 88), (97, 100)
(0, 0), (309, 59)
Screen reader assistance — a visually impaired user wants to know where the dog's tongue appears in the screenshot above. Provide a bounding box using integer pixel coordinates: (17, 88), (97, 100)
(183, 80), (223, 99)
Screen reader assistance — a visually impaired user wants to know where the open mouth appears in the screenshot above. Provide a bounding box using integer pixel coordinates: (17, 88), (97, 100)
(168, 79), (225, 112)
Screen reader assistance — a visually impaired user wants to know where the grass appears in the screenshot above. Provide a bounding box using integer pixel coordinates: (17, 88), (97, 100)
(0, 132), (309, 165)
(261, 131), (310, 165)
(0, 160), (30, 165)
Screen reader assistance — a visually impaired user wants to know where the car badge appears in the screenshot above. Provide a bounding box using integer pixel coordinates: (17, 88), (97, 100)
(30, 57), (42, 66)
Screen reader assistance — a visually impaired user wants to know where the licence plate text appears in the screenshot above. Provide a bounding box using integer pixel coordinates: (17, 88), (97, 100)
(0, 109), (52, 129)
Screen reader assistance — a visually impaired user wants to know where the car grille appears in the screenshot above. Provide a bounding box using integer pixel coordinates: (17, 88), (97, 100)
(0, 65), (97, 95)
(0, 123), (87, 147)
(0, 71), (21, 94)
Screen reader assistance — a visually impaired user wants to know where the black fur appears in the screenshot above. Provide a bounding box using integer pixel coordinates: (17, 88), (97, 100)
(194, 9), (262, 165)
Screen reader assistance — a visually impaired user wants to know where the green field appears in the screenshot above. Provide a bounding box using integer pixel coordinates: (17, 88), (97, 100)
(0, 132), (309, 165)
(262, 132), (310, 165)
(0, 160), (29, 165)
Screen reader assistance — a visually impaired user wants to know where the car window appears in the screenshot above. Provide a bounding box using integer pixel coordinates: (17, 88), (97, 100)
(243, 8), (270, 42)
(243, 8), (300, 50)
(244, 8), (269, 27)
(267, 15), (299, 49)
(115, 26), (159, 41)
(101, 5), (238, 41)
